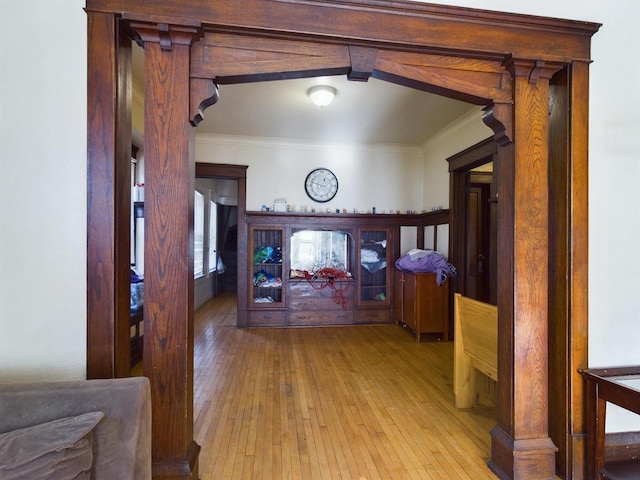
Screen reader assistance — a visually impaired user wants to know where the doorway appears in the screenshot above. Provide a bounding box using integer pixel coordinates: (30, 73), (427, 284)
(465, 170), (493, 303)
(195, 162), (248, 322)
(86, 3), (598, 478)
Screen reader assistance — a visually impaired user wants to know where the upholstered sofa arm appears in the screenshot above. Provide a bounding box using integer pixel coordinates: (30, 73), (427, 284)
(0, 377), (151, 480)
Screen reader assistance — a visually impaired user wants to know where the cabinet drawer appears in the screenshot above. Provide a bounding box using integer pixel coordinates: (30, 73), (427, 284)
(248, 310), (286, 326)
(288, 281), (354, 310)
(288, 310), (354, 326)
(289, 296), (352, 310)
(354, 308), (392, 324)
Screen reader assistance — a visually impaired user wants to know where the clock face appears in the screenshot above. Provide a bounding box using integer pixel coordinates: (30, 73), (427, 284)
(305, 168), (338, 203)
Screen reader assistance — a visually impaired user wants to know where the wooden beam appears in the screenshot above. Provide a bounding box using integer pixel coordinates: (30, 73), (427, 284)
(87, 0), (599, 62)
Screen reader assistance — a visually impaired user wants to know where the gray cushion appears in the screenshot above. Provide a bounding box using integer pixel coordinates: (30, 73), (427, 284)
(0, 378), (151, 480)
(0, 411), (104, 480)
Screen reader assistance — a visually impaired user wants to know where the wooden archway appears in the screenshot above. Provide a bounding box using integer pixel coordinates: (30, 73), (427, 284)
(85, 2), (600, 479)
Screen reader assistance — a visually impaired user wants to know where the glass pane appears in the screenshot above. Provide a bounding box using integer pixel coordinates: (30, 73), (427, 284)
(360, 230), (388, 302)
(614, 376), (640, 393)
(194, 191), (204, 277)
(290, 230), (350, 275)
(253, 228), (283, 304)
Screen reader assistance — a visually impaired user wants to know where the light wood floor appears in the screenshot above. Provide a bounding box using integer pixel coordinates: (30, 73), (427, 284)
(193, 293), (497, 480)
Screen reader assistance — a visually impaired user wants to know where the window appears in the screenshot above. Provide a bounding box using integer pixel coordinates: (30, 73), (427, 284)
(194, 190), (204, 278)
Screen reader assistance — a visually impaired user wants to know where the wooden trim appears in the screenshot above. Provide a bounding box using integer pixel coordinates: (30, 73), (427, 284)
(88, 0), (599, 61)
(196, 163), (247, 179)
(567, 60), (592, 478)
(86, 12), (133, 379)
(448, 137), (497, 172)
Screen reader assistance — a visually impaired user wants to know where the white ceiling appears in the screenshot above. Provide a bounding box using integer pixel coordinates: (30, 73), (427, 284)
(132, 43), (476, 146)
(197, 76), (476, 145)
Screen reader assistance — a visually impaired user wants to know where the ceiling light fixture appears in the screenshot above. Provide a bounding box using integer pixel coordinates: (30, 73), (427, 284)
(307, 85), (337, 107)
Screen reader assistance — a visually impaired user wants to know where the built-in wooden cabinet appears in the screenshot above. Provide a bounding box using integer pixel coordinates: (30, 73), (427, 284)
(243, 211), (448, 328)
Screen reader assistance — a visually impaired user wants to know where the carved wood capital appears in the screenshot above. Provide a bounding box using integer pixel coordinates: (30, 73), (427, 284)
(503, 56), (565, 85)
(130, 21), (202, 51)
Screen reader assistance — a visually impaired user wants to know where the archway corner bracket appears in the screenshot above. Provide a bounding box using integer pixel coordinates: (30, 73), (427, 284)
(483, 101), (513, 146)
(190, 78), (220, 127)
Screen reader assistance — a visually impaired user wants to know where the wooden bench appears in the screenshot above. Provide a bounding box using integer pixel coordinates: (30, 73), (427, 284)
(453, 293), (498, 408)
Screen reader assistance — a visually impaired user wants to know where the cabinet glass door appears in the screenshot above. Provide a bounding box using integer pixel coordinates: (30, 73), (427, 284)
(250, 226), (284, 307)
(358, 228), (391, 306)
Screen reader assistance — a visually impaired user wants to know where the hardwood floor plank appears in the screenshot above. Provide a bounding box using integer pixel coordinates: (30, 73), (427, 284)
(193, 294), (497, 479)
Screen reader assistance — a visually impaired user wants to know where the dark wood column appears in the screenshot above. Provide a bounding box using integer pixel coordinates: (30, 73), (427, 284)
(489, 59), (562, 479)
(132, 21), (201, 479)
(565, 60), (591, 480)
(547, 60), (591, 479)
(86, 11), (132, 379)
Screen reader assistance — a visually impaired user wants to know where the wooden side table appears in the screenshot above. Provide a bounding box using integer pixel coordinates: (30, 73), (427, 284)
(580, 366), (640, 479)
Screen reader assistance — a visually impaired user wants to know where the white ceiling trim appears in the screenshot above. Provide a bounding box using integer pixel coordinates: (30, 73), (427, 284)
(195, 132), (425, 155)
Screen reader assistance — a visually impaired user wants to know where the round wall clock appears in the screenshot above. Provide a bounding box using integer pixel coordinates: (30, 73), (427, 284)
(304, 168), (339, 203)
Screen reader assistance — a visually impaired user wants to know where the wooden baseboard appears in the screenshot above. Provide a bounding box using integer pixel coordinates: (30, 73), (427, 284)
(152, 441), (201, 480)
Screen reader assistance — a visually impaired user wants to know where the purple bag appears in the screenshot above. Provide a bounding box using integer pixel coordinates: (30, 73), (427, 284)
(394, 249), (456, 286)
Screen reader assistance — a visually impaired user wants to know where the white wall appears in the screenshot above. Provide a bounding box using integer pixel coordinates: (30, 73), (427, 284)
(195, 134), (425, 214)
(1, 0), (639, 431)
(421, 107), (493, 210)
(0, 0), (88, 382)
(418, 0), (640, 432)
(418, 0), (640, 363)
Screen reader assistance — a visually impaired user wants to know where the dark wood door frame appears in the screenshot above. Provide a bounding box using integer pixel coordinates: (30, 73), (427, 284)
(448, 137), (498, 305)
(466, 173), (493, 302)
(85, 2), (599, 478)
